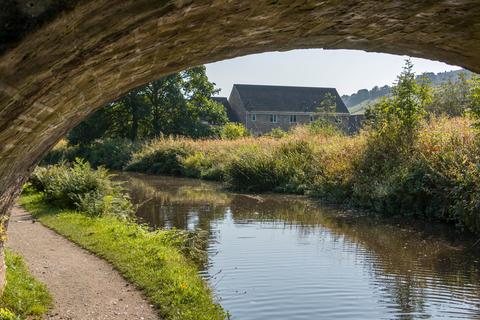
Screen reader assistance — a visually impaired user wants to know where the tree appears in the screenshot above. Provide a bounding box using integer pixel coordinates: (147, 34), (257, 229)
(467, 75), (480, 128)
(68, 107), (113, 145)
(428, 72), (472, 117)
(316, 92), (337, 113)
(367, 59), (431, 146)
(68, 66), (228, 144)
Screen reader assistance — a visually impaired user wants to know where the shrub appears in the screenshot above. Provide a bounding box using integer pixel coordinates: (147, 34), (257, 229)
(29, 159), (133, 217)
(265, 127), (288, 139)
(0, 308), (15, 320)
(226, 140), (316, 193)
(219, 123), (250, 140)
(127, 139), (194, 175)
(307, 118), (343, 137)
(183, 152), (212, 179)
(41, 138), (139, 170)
(82, 138), (138, 170)
(226, 148), (280, 192)
(40, 139), (79, 166)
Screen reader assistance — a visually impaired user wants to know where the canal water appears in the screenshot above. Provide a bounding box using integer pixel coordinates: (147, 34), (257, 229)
(118, 172), (480, 320)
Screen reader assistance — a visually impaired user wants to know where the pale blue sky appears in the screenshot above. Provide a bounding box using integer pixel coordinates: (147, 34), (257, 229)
(205, 49), (461, 97)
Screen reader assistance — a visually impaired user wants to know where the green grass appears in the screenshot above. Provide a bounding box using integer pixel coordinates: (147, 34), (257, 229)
(0, 250), (52, 319)
(19, 193), (226, 320)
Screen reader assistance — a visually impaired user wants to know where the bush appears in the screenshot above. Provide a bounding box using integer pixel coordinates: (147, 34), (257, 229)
(219, 123), (250, 140)
(127, 139), (193, 175)
(226, 148), (280, 192)
(307, 118), (343, 137)
(29, 159), (133, 217)
(0, 309), (15, 320)
(226, 140), (315, 193)
(41, 138), (138, 170)
(265, 127), (287, 139)
(82, 138), (138, 170)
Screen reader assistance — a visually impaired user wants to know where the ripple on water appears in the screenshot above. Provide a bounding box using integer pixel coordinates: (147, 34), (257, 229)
(119, 174), (480, 320)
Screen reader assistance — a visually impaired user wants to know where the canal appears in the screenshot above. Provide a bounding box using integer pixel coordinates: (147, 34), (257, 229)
(118, 172), (480, 320)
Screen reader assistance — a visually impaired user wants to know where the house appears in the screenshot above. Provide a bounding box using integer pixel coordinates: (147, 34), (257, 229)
(214, 84), (364, 135)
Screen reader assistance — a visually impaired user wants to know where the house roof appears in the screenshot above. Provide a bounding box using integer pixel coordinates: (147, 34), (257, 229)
(232, 84), (349, 114)
(211, 96), (240, 122)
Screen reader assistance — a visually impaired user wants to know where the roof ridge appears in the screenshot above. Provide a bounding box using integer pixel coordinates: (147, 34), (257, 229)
(233, 83), (337, 90)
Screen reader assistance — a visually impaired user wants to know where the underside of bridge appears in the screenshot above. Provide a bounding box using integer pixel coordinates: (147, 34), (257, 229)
(0, 0), (479, 290)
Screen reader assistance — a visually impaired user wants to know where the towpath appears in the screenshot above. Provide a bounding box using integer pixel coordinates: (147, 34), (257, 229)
(7, 205), (159, 320)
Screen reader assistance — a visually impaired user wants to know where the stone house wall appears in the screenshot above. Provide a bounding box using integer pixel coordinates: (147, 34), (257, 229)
(228, 87), (248, 124)
(244, 112), (362, 135)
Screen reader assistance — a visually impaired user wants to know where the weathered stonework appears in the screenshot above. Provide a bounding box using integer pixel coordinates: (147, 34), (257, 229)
(0, 0), (479, 291)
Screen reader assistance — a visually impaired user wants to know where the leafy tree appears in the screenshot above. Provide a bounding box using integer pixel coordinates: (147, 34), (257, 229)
(366, 59), (431, 146)
(69, 66), (227, 144)
(428, 72), (472, 117)
(68, 107), (113, 145)
(316, 92), (337, 113)
(467, 75), (480, 128)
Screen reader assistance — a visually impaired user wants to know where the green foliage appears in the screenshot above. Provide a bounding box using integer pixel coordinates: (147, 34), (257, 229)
(366, 59), (431, 145)
(0, 308), (15, 320)
(182, 152), (207, 178)
(68, 66), (227, 144)
(342, 69), (474, 111)
(220, 123), (250, 140)
(315, 92), (337, 113)
(42, 138), (139, 170)
(467, 75), (480, 128)
(127, 141), (193, 175)
(29, 159), (133, 217)
(428, 72), (473, 117)
(265, 127), (287, 139)
(0, 250), (52, 319)
(20, 194), (227, 320)
(307, 118), (343, 137)
(226, 148), (279, 192)
(116, 113), (480, 233)
(226, 141), (315, 193)
(354, 60), (432, 214)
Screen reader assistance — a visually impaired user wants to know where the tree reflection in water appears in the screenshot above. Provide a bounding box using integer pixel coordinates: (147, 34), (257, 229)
(119, 172), (480, 319)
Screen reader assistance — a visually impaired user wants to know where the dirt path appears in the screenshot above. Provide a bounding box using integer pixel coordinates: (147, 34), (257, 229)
(7, 205), (159, 320)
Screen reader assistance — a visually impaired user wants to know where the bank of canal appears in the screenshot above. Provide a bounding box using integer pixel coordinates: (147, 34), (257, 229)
(119, 172), (480, 320)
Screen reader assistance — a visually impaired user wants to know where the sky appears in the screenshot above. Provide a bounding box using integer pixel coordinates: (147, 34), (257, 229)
(205, 49), (461, 97)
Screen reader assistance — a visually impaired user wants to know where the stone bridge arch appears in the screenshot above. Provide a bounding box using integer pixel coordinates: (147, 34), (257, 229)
(0, 0), (479, 288)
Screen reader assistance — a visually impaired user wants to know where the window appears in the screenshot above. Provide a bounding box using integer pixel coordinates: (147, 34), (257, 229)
(289, 115), (297, 123)
(309, 115), (315, 122)
(251, 114), (256, 121)
(269, 114), (277, 123)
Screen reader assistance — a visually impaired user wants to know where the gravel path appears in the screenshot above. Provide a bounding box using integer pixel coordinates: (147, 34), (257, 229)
(7, 205), (159, 320)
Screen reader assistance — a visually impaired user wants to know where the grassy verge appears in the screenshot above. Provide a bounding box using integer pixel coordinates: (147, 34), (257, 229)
(19, 193), (227, 320)
(0, 250), (52, 319)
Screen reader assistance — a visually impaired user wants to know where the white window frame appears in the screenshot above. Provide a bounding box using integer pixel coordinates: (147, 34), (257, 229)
(270, 114), (277, 123)
(251, 113), (256, 121)
(289, 115), (297, 123)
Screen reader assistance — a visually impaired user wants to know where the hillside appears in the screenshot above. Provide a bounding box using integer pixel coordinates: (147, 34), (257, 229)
(343, 69), (474, 114)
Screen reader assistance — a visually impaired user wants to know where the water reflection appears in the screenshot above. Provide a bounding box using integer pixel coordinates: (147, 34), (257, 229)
(119, 173), (480, 320)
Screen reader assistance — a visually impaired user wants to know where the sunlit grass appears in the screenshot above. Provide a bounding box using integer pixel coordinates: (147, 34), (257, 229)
(19, 193), (227, 320)
(0, 250), (52, 319)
